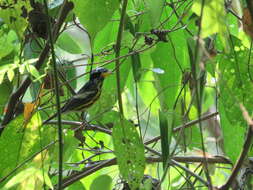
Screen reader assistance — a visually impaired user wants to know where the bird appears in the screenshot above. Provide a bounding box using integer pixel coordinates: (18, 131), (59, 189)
(43, 67), (112, 124)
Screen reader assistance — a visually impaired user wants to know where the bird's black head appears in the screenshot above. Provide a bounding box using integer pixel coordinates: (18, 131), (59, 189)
(90, 67), (112, 80)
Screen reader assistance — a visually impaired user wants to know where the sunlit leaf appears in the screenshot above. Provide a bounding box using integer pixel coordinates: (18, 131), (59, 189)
(3, 167), (37, 189)
(7, 69), (14, 82)
(0, 73), (5, 84)
(192, 0), (229, 49)
(26, 65), (42, 82)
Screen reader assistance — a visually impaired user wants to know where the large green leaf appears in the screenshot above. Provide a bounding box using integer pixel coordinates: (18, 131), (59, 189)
(57, 31), (84, 54)
(218, 37), (253, 126)
(137, 51), (160, 115)
(90, 175), (112, 190)
(146, 0), (165, 28)
(151, 42), (181, 111)
(218, 36), (251, 162)
(0, 112), (55, 188)
(93, 21), (117, 53)
(0, 116), (24, 182)
(219, 102), (244, 163)
(0, 30), (16, 59)
(67, 181), (86, 190)
(112, 117), (145, 190)
(71, 0), (119, 41)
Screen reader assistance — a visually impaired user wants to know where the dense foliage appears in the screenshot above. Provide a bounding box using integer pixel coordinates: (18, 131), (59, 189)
(0, 0), (253, 189)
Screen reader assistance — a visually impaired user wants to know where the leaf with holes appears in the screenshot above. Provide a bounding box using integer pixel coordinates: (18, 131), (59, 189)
(112, 117), (145, 190)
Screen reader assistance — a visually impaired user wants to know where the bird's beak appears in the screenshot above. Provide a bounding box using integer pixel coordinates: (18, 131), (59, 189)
(101, 70), (112, 78)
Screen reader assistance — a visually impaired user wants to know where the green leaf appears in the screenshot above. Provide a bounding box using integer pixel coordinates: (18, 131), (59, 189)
(159, 110), (169, 169)
(0, 1), (32, 39)
(0, 31), (15, 59)
(135, 51), (160, 115)
(112, 117), (145, 190)
(0, 73), (5, 84)
(131, 53), (142, 82)
(7, 69), (14, 82)
(140, 177), (153, 190)
(0, 116), (24, 180)
(90, 175), (112, 190)
(218, 37), (252, 127)
(36, 170), (53, 189)
(3, 167), (37, 189)
(19, 64), (25, 74)
(146, 0), (165, 27)
(192, 0), (229, 48)
(51, 130), (79, 165)
(219, 102), (244, 163)
(151, 42), (182, 111)
(67, 181), (86, 190)
(93, 21), (117, 53)
(57, 31), (84, 54)
(26, 65), (42, 82)
(217, 36), (250, 162)
(71, 0), (120, 41)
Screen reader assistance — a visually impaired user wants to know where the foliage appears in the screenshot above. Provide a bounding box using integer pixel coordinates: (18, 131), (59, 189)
(0, 0), (253, 189)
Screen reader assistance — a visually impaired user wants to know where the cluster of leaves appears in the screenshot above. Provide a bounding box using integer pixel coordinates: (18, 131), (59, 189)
(0, 0), (253, 190)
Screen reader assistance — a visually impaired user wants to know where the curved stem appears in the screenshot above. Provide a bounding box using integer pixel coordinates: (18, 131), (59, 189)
(115, 0), (128, 116)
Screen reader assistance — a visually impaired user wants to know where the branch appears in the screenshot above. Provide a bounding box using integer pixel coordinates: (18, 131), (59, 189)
(59, 158), (116, 189)
(148, 155), (231, 164)
(0, 0), (74, 135)
(144, 112), (219, 145)
(46, 120), (112, 135)
(56, 154), (231, 189)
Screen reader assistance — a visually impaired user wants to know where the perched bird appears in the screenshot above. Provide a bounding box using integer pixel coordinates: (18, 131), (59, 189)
(43, 67), (112, 124)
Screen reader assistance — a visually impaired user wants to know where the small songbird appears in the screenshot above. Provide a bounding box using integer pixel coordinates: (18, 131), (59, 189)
(43, 67), (112, 124)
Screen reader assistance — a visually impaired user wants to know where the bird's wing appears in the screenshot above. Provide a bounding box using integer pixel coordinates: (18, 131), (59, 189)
(61, 89), (99, 113)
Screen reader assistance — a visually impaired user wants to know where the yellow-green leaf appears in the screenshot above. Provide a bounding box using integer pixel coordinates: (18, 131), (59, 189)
(7, 69), (14, 81)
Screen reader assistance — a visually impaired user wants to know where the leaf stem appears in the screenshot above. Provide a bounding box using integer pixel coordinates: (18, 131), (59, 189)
(115, 0), (128, 115)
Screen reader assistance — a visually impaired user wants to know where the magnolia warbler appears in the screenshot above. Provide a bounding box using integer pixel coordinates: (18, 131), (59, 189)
(43, 67), (112, 124)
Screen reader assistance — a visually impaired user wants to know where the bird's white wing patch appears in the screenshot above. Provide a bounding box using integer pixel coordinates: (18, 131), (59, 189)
(73, 90), (97, 99)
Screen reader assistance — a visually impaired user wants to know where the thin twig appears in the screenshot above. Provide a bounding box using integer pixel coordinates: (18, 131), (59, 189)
(46, 120), (112, 135)
(43, 0), (64, 188)
(144, 112), (219, 145)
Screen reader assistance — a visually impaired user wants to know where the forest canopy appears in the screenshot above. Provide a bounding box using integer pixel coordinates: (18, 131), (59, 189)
(0, 0), (253, 190)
